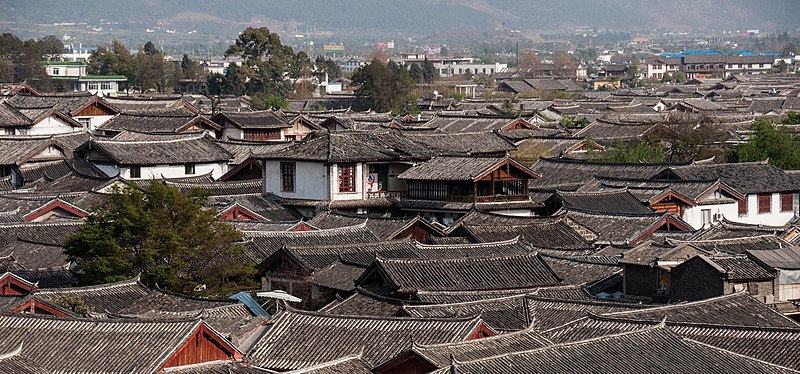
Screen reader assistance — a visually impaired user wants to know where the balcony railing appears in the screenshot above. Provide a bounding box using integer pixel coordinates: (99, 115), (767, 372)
(446, 194), (530, 203)
(475, 194), (530, 203)
(366, 190), (406, 199)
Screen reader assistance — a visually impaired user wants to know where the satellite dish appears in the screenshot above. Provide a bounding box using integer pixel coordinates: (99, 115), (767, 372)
(433, 90), (439, 96)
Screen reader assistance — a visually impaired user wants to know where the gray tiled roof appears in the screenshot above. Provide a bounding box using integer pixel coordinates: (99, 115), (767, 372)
(545, 314), (800, 371)
(215, 110), (290, 129)
(432, 325), (798, 374)
(87, 133), (232, 165)
(362, 253), (562, 294)
(606, 292), (799, 328)
(555, 190), (654, 215)
(0, 313), (223, 373)
(664, 161), (800, 194)
(408, 327), (552, 368)
(405, 294), (530, 332)
(398, 156), (534, 181)
(245, 309), (483, 370)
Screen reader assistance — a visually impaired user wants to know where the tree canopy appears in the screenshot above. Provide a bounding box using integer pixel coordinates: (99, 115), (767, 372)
(737, 118), (800, 170)
(88, 39), (203, 94)
(0, 33), (61, 90)
(598, 140), (667, 163)
(222, 27), (310, 98)
(64, 181), (256, 296)
(352, 59), (417, 113)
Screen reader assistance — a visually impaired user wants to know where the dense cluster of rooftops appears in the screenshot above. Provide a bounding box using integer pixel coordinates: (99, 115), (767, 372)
(1, 75), (800, 372)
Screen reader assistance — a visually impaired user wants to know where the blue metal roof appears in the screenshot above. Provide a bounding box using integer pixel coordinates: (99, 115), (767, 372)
(682, 49), (722, 55)
(229, 291), (270, 317)
(728, 50), (757, 56)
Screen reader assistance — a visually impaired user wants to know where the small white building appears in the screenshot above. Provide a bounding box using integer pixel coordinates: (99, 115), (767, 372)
(44, 61), (127, 96)
(79, 132), (232, 180)
(44, 61), (87, 77)
(76, 76), (127, 96)
(434, 62), (507, 78)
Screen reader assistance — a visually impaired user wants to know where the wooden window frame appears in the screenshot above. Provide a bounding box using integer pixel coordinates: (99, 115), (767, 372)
(185, 163), (195, 175)
(280, 162), (295, 192)
(243, 129), (282, 141)
(738, 199), (747, 217)
(781, 193), (793, 213)
(130, 166), (141, 179)
(758, 193), (772, 214)
(338, 163), (356, 193)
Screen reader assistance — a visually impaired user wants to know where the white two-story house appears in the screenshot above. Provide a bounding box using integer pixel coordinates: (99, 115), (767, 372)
(653, 162), (799, 227)
(257, 130), (524, 217)
(259, 131), (417, 215)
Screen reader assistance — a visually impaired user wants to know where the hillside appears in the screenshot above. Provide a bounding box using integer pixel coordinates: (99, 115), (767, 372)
(1, 0), (798, 44)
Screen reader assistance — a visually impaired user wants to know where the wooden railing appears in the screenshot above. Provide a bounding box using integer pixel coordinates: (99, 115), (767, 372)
(446, 194), (530, 203)
(366, 190), (406, 199)
(474, 194), (530, 203)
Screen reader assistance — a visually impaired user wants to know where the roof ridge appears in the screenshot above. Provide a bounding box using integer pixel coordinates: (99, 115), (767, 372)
(282, 306), (483, 323)
(36, 277), (141, 294)
(0, 221), (83, 228)
(564, 208), (666, 218)
(96, 134), (206, 145)
(684, 338), (800, 371)
(527, 294), (649, 308)
(413, 236), (521, 249)
(242, 221), (369, 236)
(377, 251), (544, 264)
(604, 291), (750, 316)
(670, 234), (782, 244)
(286, 239), (416, 252)
(585, 312), (800, 332)
(405, 293), (527, 309)
(0, 342), (23, 361)
(414, 325), (552, 350)
(0, 310), (200, 324)
(279, 354), (366, 373)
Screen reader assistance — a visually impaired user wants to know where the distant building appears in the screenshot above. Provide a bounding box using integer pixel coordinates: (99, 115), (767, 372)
(60, 45), (95, 62)
(43, 61), (127, 96)
(435, 62), (507, 78)
(337, 57), (365, 73)
(203, 57), (244, 75)
(646, 51), (773, 79)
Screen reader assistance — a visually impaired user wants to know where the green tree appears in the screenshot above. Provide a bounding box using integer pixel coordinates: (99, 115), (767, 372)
(0, 33), (56, 90)
(133, 41), (176, 93)
(784, 112), (800, 125)
(352, 59), (416, 113)
(143, 41), (159, 55)
(313, 55), (342, 80)
(264, 95), (289, 110)
(88, 40), (134, 80)
(64, 181), (256, 296)
(224, 27), (300, 98)
(422, 58), (436, 83)
(409, 63), (424, 83)
(662, 71), (687, 84)
(738, 120), (800, 169)
(600, 141), (667, 163)
(221, 64), (248, 95)
(39, 35), (64, 57)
